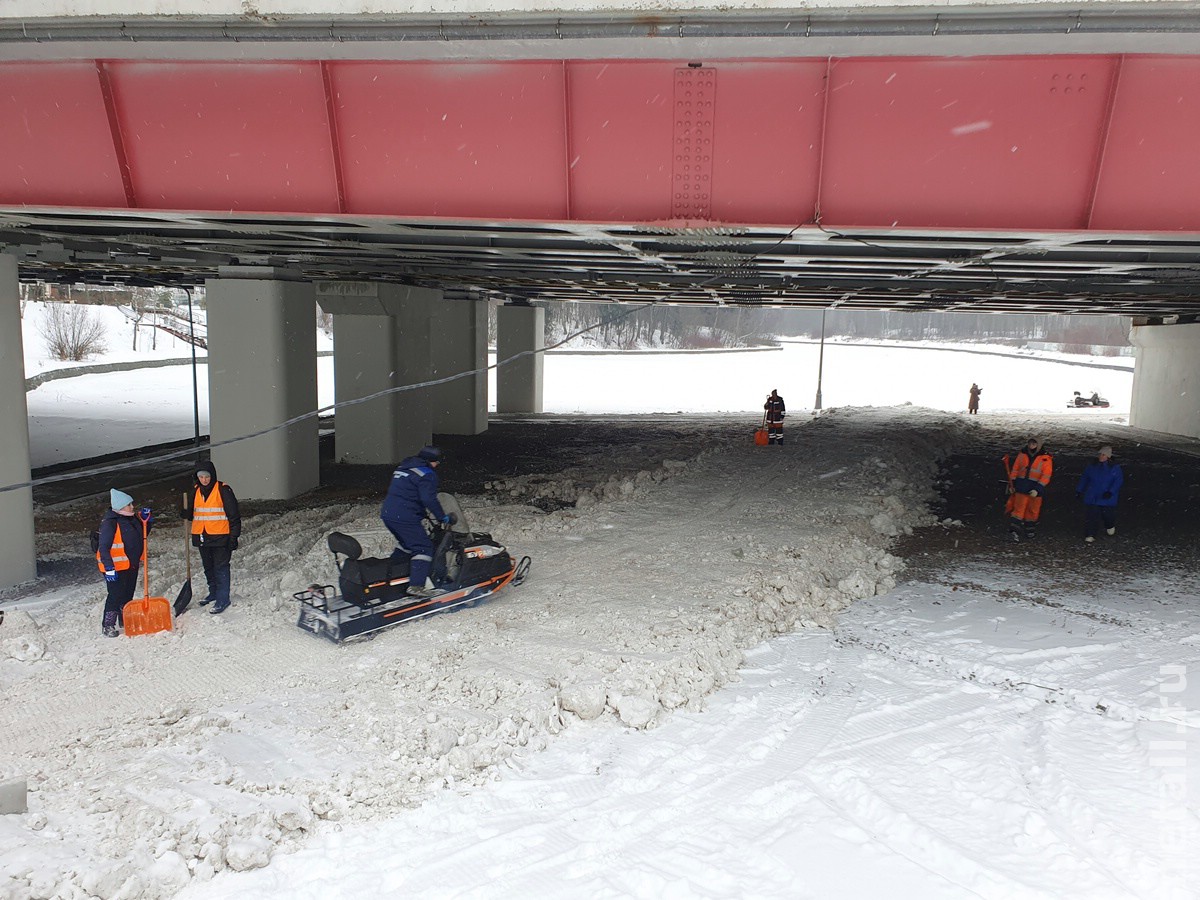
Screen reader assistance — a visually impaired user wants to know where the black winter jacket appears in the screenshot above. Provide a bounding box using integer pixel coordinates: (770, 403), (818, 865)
(97, 509), (151, 572)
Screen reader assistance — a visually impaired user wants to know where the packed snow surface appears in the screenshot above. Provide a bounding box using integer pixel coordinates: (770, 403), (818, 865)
(4, 312), (1195, 897)
(2, 405), (1197, 899)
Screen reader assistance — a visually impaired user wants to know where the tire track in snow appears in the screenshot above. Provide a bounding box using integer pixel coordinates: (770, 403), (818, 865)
(814, 666), (1149, 898)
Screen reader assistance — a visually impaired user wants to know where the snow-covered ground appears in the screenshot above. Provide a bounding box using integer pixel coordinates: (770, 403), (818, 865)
(4, 307), (1197, 899)
(20, 301), (1133, 468)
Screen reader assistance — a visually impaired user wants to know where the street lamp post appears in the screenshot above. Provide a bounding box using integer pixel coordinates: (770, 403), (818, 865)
(185, 287), (201, 456)
(814, 307), (827, 411)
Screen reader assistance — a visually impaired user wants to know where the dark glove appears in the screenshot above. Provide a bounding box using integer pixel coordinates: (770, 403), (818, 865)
(104, 569), (118, 583)
(229, 536), (239, 552)
(180, 507), (193, 520)
(138, 507), (152, 522)
(1076, 492), (1082, 500)
(1102, 491), (1112, 499)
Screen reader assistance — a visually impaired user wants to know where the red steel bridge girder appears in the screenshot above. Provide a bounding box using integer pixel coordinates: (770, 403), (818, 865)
(2, 54), (1199, 232)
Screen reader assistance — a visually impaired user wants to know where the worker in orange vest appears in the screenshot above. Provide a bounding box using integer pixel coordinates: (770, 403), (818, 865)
(96, 488), (153, 637)
(1005, 437), (1053, 542)
(181, 461), (241, 614)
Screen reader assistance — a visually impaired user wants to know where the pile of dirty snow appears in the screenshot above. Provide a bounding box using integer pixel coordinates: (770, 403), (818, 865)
(1, 407), (968, 899)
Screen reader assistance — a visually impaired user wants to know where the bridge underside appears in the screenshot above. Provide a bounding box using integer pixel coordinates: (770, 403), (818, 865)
(3, 209), (1200, 317)
(3, 9), (1200, 314)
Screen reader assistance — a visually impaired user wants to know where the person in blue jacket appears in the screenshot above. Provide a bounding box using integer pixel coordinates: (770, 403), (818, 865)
(380, 446), (451, 598)
(1076, 444), (1124, 544)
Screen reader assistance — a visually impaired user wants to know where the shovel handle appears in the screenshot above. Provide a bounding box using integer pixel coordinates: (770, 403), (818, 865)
(183, 492), (192, 580)
(141, 516), (151, 601)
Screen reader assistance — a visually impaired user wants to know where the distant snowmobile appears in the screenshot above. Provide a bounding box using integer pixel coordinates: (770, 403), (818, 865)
(293, 493), (530, 643)
(1069, 391), (1110, 409)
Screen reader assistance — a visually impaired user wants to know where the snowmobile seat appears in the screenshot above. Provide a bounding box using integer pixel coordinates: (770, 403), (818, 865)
(327, 531), (364, 560)
(326, 531), (410, 606)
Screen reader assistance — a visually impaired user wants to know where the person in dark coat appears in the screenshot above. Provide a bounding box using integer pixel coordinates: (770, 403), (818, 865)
(1076, 444), (1124, 544)
(380, 446), (451, 599)
(96, 488), (153, 637)
(181, 460), (241, 614)
(764, 389), (786, 445)
(968, 383), (981, 414)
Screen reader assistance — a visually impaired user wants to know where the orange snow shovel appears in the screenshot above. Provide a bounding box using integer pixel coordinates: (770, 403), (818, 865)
(754, 412), (770, 447)
(124, 515), (173, 636)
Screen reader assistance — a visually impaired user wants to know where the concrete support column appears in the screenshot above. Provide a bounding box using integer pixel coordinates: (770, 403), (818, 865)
(496, 304), (544, 414)
(1130, 321), (1200, 439)
(205, 272), (318, 500)
(431, 298), (488, 435)
(0, 255), (37, 589)
(317, 283), (440, 463)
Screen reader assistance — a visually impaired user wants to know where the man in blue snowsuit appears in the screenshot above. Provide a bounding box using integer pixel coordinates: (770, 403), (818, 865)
(380, 446), (450, 598)
(1076, 444), (1125, 544)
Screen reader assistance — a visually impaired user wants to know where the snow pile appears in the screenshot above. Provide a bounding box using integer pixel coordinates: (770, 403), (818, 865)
(1, 407), (969, 898)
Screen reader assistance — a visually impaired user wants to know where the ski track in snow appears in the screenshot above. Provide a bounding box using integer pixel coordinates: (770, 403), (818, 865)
(2, 407), (1199, 899)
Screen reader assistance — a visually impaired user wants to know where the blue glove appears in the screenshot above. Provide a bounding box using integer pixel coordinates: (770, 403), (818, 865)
(441, 514), (452, 525)
(104, 569), (118, 583)
(138, 507), (153, 522)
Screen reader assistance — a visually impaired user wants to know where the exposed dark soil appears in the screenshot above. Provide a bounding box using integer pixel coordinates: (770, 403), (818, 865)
(897, 421), (1200, 586)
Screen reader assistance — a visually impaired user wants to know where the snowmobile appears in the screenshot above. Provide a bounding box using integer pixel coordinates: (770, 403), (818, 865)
(1069, 391), (1110, 409)
(293, 493), (530, 643)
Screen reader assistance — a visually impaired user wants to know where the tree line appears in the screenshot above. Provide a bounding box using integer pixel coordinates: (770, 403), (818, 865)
(536, 301), (1131, 353)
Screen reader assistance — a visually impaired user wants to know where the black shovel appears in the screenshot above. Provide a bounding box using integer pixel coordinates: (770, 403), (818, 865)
(174, 492), (194, 617)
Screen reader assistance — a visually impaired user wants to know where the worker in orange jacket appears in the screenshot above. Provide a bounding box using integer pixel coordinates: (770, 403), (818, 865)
(1005, 437), (1053, 542)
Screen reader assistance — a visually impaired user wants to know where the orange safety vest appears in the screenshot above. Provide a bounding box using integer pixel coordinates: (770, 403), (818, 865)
(96, 530), (131, 572)
(1011, 451), (1053, 487)
(192, 482), (231, 535)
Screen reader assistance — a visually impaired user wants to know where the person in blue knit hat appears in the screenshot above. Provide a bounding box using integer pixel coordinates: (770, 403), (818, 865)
(95, 488), (153, 637)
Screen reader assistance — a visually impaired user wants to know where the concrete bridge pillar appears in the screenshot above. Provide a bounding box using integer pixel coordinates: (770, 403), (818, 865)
(205, 270), (318, 500)
(317, 283), (439, 463)
(0, 255), (37, 589)
(1130, 320), (1200, 439)
(431, 296), (488, 435)
(496, 304), (544, 414)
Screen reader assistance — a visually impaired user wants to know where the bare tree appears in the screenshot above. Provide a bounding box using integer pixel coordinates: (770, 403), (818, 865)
(126, 289), (155, 351)
(38, 303), (107, 361)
